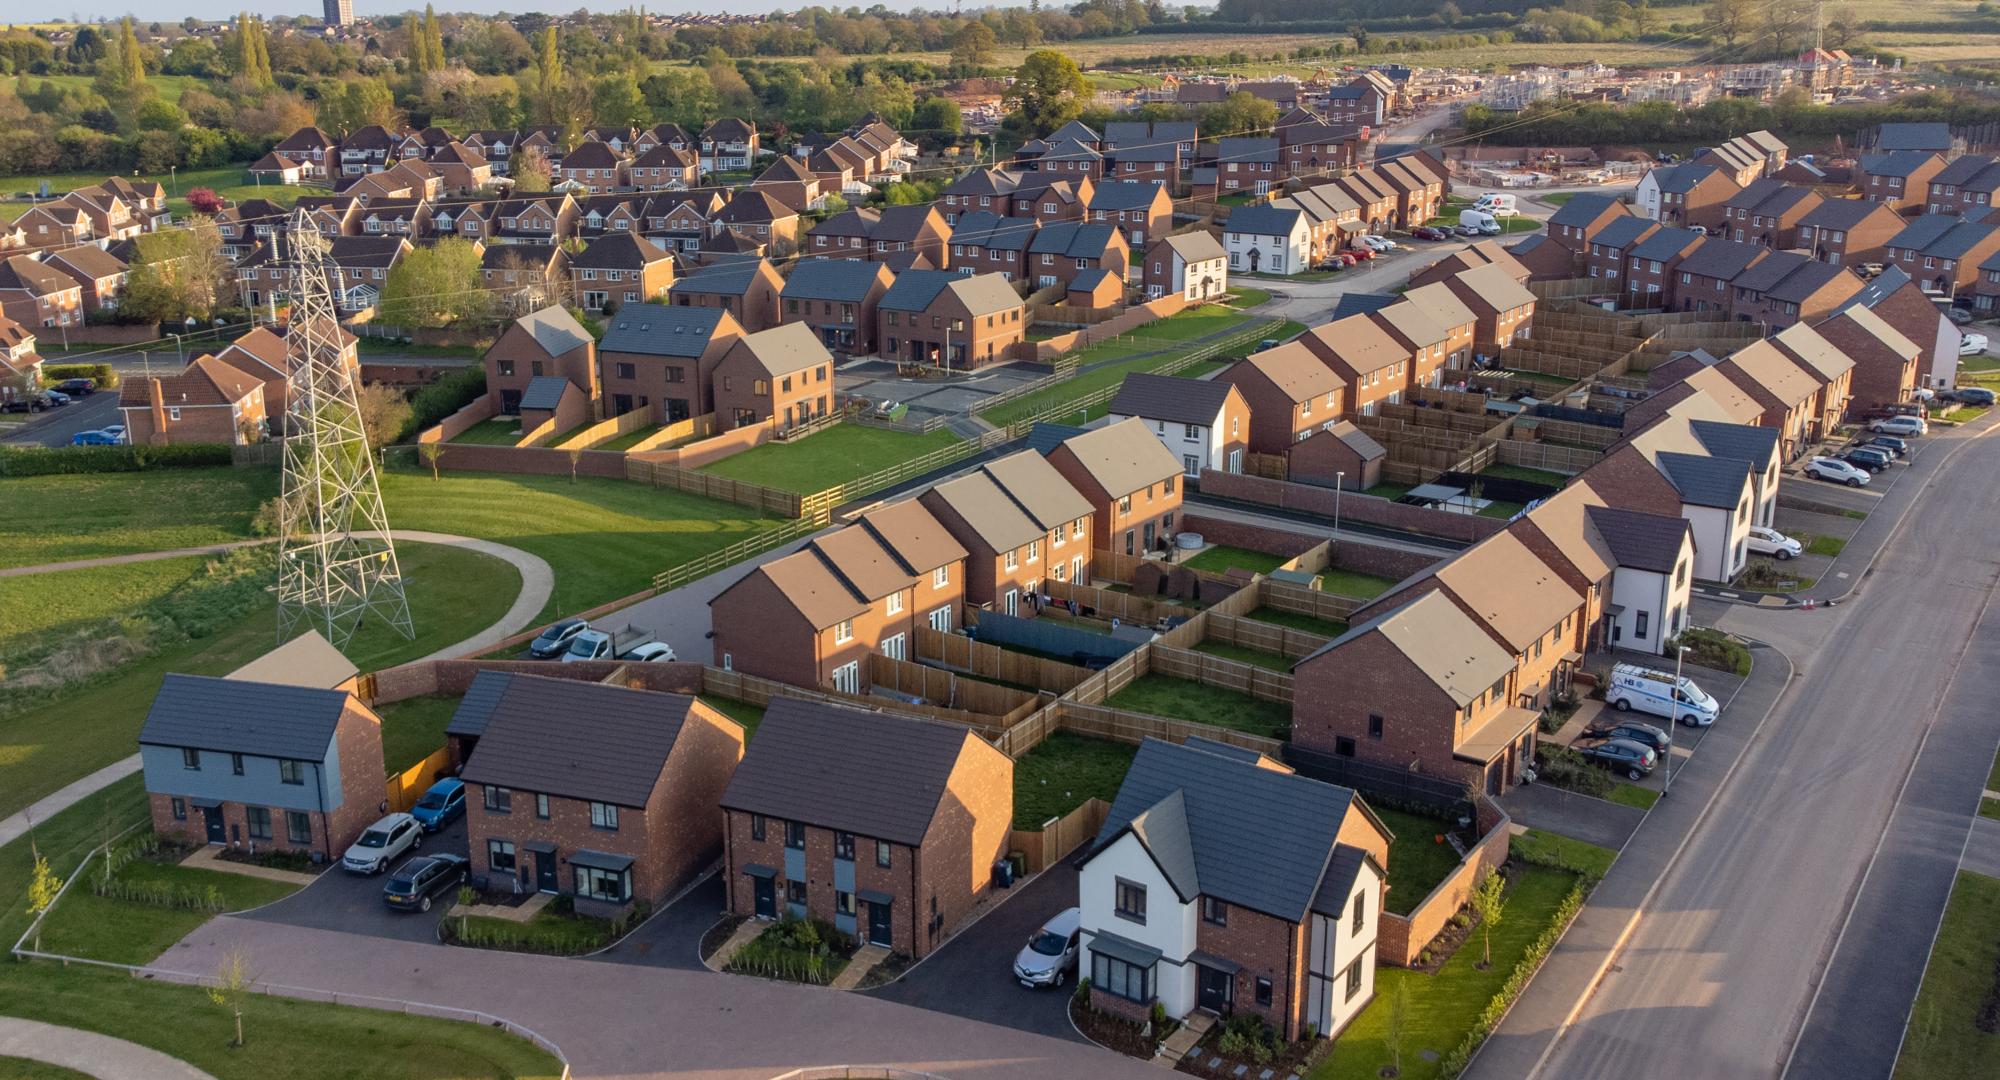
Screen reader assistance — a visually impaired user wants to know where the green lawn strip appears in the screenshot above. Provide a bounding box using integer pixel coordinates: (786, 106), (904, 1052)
(1363, 482), (1413, 500)
(378, 466), (784, 623)
(375, 695), (462, 774)
(1540, 193), (1576, 207)
(1507, 827), (1617, 879)
(1103, 673), (1289, 739)
(1987, 749), (2000, 792)
(698, 695), (767, 740)
(1372, 807), (1462, 916)
(0, 468), (274, 570)
(1227, 287), (1269, 309)
(1479, 463), (1569, 487)
(1245, 606), (1348, 637)
(1309, 865), (1580, 1080)
(449, 418), (527, 446)
(548, 424), (595, 448)
(1318, 568), (1397, 600)
(446, 902), (630, 955)
(0, 1057), (92, 1080)
(1979, 797), (2000, 821)
(0, 961), (564, 1080)
(976, 307), (1259, 427)
(1183, 544), (1288, 577)
(1011, 731), (1138, 829)
(1478, 500), (1526, 520)
(0, 542), (515, 822)
(34, 858), (299, 966)
(1191, 640), (1294, 672)
(1807, 534), (1848, 557)
(696, 424), (962, 494)
(1893, 870), (2000, 1080)
(594, 424), (665, 452)
(0, 557), (210, 644)
(1608, 783), (1662, 811)
(0, 159), (261, 221)
(0, 774), (150, 948)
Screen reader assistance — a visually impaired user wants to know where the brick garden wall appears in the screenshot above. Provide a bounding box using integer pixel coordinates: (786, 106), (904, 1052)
(1179, 513), (1322, 559)
(433, 444), (631, 479)
(1333, 540), (1441, 582)
(1376, 800), (1512, 968)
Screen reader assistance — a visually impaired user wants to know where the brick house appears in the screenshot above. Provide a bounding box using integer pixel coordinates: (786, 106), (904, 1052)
(940, 166), (1026, 223)
(1143, 231), (1228, 302)
(1925, 154), (2000, 216)
(709, 500), (968, 692)
(1369, 299), (1454, 393)
(0, 255), (83, 330)
(1621, 227), (1705, 309)
(1766, 321), (1857, 443)
(1710, 338), (1826, 460)
(1728, 254), (1862, 329)
(668, 259), (785, 333)
(715, 190), (801, 257)
(273, 126), (335, 179)
(631, 143), (701, 191)
(1442, 263), (1537, 355)
(480, 244), (570, 313)
(700, 118), (760, 173)
(1882, 215), (2000, 298)
(140, 674), (386, 860)
(1009, 176), (1093, 222)
(1046, 417), (1185, 557)
(710, 323), (836, 430)
(1025, 221), (1127, 291)
(948, 212), (1038, 281)
(1815, 303), (1924, 413)
(1106, 372), (1251, 478)
(118, 356), (268, 446)
(1842, 267), (1961, 393)
(456, 673), (745, 913)
(1635, 161), (1740, 231)
(553, 139), (627, 194)
(1546, 193), (1631, 261)
(1077, 738), (1390, 1043)
(1856, 150), (1944, 211)
(1505, 479), (1619, 652)
(1090, 181), (1174, 248)
(1405, 240), (1529, 290)
(1795, 199), (1906, 268)
(781, 258), (892, 357)
(918, 449), (1096, 612)
(1671, 235), (1768, 314)
(0, 315), (43, 407)
(1720, 180), (1821, 250)
(721, 697), (1011, 957)
(1582, 216), (1660, 288)
(597, 302), (741, 422)
(1296, 314), (1412, 418)
(43, 244), (127, 312)
(876, 270), (1025, 370)
(1287, 422), (1386, 491)
(1400, 281), (1479, 368)
(1276, 111), (1364, 182)
(481, 306), (598, 416)
(751, 155), (822, 214)
(571, 232), (676, 314)
(13, 202), (93, 250)
(1216, 342), (1346, 452)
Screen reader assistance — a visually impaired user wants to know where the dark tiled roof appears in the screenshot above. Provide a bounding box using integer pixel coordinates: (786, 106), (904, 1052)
(1548, 192), (1624, 227)
(139, 674), (349, 761)
(1328, 293), (1397, 320)
(1859, 150), (1937, 179)
(1677, 236), (1766, 280)
(1090, 180), (1169, 212)
(1875, 122), (1951, 152)
(1934, 154), (2000, 188)
(1585, 505), (1691, 574)
(1630, 227), (1704, 262)
(1028, 220), (1119, 258)
(1590, 216), (1657, 250)
(1656, 450), (1750, 508)
(950, 211), (1037, 252)
(600, 303), (730, 358)
(1689, 418), (1779, 471)
(518, 375), (573, 411)
(1650, 161), (1722, 194)
(457, 674), (710, 808)
(1225, 204), (1305, 237)
(782, 258), (889, 303)
(575, 232), (668, 270)
(1891, 217), (1999, 259)
(1108, 372), (1237, 427)
(719, 697), (979, 846)
(1800, 199), (1887, 230)
(670, 260), (767, 296)
(1026, 422), (1088, 455)
(445, 670), (513, 738)
(1765, 259), (1852, 304)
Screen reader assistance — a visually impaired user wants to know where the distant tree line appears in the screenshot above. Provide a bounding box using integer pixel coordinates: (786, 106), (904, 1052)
(1461, 90), (2000, 148)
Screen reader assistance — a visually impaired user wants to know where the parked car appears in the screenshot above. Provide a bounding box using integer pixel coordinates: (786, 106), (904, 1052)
(1013, 907), (1082, 988)
(563, 623), (656, 663)
(40, 390), (69, 408)
(1455, 223), (1481, 238)
(381, 853), (468, 913)
(625, 642), (678, 662)
(1859, 262), (1885, 277)
(1410, 225), (1450, 241)
(70, 430), (121, 446)
(1842, 446), (1893, 473)
(1582, 718), (1672, 754)
(1609, 662), (1719, 727)
(1360, 234), (1398, 252)
(1960, 332), (1989, 356)
(1745, 526), (1802, 560)
(1570, 735), (1658, 780)
(1869, 415), (1927, 437)
(529, 618), (590, 659)
(53, 377), (96, 396)
(341, 812), (421, 874)
(101, 424), (126, 442)
(1945, 306), (1975, 326)
(1951, 386), (1997, 406)
(1803, 456), (1870, 487)
(408, 777), (465, 832)
(1864, 435), (1910, 458)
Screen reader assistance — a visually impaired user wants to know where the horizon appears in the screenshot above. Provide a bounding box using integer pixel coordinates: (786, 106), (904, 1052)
(28, 0), (1061, 23)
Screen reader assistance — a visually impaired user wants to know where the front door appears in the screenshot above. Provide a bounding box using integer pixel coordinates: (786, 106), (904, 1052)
(868, 899), (893, 947)
(202, 805), (226, 844)
(753, 876), (776, 919)
(535, 850), (558, 894)
(1198, 966), (1234, 1014)
(1143, 521), (1157, 551)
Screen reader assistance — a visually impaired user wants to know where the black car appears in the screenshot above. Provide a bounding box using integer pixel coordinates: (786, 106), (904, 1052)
(381, 853), (468, 912)
(1843, 446), (1893, 472)
(53, 378), (96, 397)
(1583, 719), (1671, 754)
(528, 618), (589, 659)
(1865, 435), (1910, 458)
(1571, 735), (1657, 780)
(1952, 386), (1996, 406)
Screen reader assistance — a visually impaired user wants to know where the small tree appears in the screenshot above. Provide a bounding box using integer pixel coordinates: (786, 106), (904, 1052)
(420, 441), (444, 481)
(186, 187), (225, 215)
(25, 853), (61, 952)
(207, 949), (253, 1048)
(1470, 867), (1505, 969)
(1382, 978), (1410, 1076)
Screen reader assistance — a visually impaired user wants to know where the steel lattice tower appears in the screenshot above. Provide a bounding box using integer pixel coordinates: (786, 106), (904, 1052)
(274, 209), (413, 649)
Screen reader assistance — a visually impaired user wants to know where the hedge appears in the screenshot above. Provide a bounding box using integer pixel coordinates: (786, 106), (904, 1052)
(0, 443), (234, 476)
(1438, 876), (1593, 1078)
(398, 365), (487, 442)
(41, 362), (120, 389)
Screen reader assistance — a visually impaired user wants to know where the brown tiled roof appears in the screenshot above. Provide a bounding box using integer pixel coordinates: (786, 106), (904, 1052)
(1051, 417), (1181, 496)
(1232, 342), (1344, 401)
(1432, 531), (1581, 653)
(857, 499), (966, 576)
(811, 523), (916, 601)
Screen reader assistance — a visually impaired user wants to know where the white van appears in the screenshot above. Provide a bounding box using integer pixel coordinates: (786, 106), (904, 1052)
(1608, 662), (1719, 727)
(1459, 209), (1501, 235)
(1474, 193), (1517, 215)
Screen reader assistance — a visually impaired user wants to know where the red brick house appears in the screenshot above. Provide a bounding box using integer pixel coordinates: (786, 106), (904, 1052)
(669, 259), (785, 333)
(118, 356), (268, 446)
(571, 232), (676, 314)
(1296, 314), (1412, 418)
(597, 302), (743, 422)
(1216, 342), (1347, 452)
(43, 244), (128, 312)
(1815, 303), (1923, 413)
(1795, 199), (1906, 268)
(0, 255), (83, 331)
(780, 258), (893, 357)
(1856, 150), (1943, 211)
(710, 323), (836, 430)
(1046, 417), (1185, 557)
(1546, 193), (1631, 260)
(481, 306), (598, 417)
(877, 270), (1025, 370)
(1089, 181), (1173, 248)
(1441, 264), (1537, 354)
(919, 449), (1096, 612)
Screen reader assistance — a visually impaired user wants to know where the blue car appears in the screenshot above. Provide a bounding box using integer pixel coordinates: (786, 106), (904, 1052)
(409, 778), (465, 832)
(71, 430), (120, 446)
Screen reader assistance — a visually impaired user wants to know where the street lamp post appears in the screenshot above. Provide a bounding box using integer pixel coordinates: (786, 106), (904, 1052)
(1662, 644), (1691, 796)
(1335, 471), (1345, 535)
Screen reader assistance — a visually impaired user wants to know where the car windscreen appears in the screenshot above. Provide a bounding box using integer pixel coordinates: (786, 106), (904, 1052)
(565, 637), (598, 657)
(1028, 930), (1067, 956)
(415, 794), (444, 809)
(358, 829), (389, 848)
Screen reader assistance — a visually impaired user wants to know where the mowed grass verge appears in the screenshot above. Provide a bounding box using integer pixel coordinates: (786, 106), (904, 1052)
(696, 424), (963, 494)
(32, 857), (299, 966)
(977, 304), (1261, 428)
(0, 467), (275, 569)
(1894, 869), (2000, 1080)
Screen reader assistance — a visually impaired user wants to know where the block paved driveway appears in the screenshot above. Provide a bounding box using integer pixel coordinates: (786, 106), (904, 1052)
(239, 817), (469, 944)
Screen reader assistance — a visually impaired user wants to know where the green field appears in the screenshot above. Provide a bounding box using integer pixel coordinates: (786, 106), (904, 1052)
(595, 424), (666, 452)
(1183, 544), (1289, 578)
(1374, 807), (1460, 916)
(1319, 568), (1399, 599)
(696, 423), (963, 494)
(374, 694), (463, 773)
(0, 162), (302, 222)
(0, 467), (274, 570)
(699, 695), (767, 740)
(1894, 870), (2000, 1080)
(450, 418), (527, 445)
(0, 1057), (91, 1079)
(33, 856), (300, 965)
(0, 555), (214, 643)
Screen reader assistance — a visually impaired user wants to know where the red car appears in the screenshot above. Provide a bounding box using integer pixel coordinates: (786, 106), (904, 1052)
(1410, 225), (1450, 241)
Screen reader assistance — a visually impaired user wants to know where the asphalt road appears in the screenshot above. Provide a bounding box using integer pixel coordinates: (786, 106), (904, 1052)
(1532, 423), (2000, 1079)
(0, 392), (119, 446)
(242, 816), (468, 945)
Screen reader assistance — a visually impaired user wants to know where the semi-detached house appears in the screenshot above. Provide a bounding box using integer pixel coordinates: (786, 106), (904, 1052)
(1045, 418), (1185, 558)
(918, 449), (1095, 613)
(1587, 505), (1697, 654)
(1441, 264), (1536, 355)
(1296, 314), (1412, 418)
(596, 302), (740, 423)
(1216, 342), (1347, 453)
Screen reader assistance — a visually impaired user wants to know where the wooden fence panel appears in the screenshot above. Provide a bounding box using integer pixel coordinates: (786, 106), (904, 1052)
(1149, 645), (1293, 704)
(866, 654), (1039, 719)
(1055, 700), (1285, 758)
(1009, 798), (1111, 874)
(1206, 612), (1333, 659)
(1262, 578), (1363, 619)
(914, 628), (1093, 694)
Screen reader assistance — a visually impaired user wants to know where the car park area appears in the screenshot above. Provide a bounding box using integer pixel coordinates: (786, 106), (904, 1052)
(241, 816), (470, 944)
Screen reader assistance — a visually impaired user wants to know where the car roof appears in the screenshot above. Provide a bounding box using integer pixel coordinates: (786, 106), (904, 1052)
(369, 812), (415, 827)
(425, 777), (463, 793)
(1040, 906), (1082, 935)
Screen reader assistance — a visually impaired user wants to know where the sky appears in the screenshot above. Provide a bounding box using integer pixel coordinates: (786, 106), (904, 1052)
(42, 1), (1030, 22)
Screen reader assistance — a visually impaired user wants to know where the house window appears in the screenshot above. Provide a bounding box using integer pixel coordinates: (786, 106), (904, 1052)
(786, 820), (806, 850)
(1352, 890), (1366, 934)
(231, 753), (244, 776)
(1635, 611), (1650, 639)
(287, 811), (311, 844)
(484, 786), (512, 813)
(1092, 951), (1153, 1003)
(1345, 958), (1365, 1001)
(171, 798), (186, 821)
(279, 759), (304, 785)
(1336, 736), (1357, 757)
(1118, 495), (1132, 514)
(245, 807), (272, 840)
(1005, 549), (1019, 571)
(1255, 977), (1273, 1006)
(488, 840), (517, 873)
(1368, 713), (1384, 739)
(786, 879), (808, 906)
(877, 840), (892, 867)
(933, 565), (949, 588)
(1202, 896), (1227, 926)
(835, 831), (856, 860)
(616, 362), (636, 379)
(751, 813), (766, 841)
(536, 793), (550, 819)
(886, 592), (904, 615)
(182, 748), (200, 770)
(834, 619), (853, 644)
(836, 890), (856, 917)
(1115, 877), (1147, 924)
(589, 802), (620, 831)
(1027, 540), (1040, 564)
(575, 865), (631, 904)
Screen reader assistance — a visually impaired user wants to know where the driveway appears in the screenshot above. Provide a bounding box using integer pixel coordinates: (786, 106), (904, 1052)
(594, 870), (725, 970)
(241, 816), (468, 944)
(0, 392), (119, 446)
(865, 860), (1083, 1043)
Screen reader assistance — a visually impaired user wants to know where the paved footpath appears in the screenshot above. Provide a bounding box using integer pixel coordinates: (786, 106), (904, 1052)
(0, 541), (272, 578)
(0, 1017), (217, 1080)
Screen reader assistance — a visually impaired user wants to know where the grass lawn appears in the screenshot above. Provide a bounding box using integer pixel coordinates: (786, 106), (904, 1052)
(1227, 287), (1271, 308)
(1183, 544), (1287, 577)
(1988, 748), (2000, 792)
(1540, 193), (1577, 207)
(1191, 640), (1293, 672)
(0, 556), (213, 644)
(1320, 568), (1398, 600)
(33, 857), (299, 966)
(1480, 463), (1570, 487)
(1373, 807), (1462, 916)
(378, 466), (784, 622)
(1509, 827), (1618, 879)
(977, 304), (1260, 428)
(1980, 797), (2000, 821)
(449, 418), (526, 445)
(595, 424), (665, 452)
(1893, 870), (2000, 1080)
(1364, 482), (1413, 501)
(1478, 500), (1526, 520)
(696, 424), (962, 494)
(0, 467), (274, 569)
(0, 541), (516, 822)
(1011, 731), (1136, 828)
(353, 339), (482, 359)
(0, 1058), (91, 1079)
(1310, 865), (1581, 1080)
(1245, 606), (1348, 638)
(1807, 534), (1848, 558)
(450, 903), (625, 955)
(375, 695), (462, 773)
(0, 160), (289, 221)
(699, 695), (767, 740)
(1104, 673), (1289, 740)
(1608, 783), (1662, 811)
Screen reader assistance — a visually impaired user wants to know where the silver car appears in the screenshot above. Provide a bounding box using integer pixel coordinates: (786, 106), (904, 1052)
(1013, 906), (1081, 988)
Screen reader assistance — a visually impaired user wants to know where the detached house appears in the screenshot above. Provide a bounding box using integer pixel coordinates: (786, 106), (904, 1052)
(781, 258), (893, 357)
(701, 118), (760, 173)
(1090, 180), (1174, 248)
(44, 245), (128, 312)
(1046, 418), (1185, 557)
(710, 323), (836, 431)
(1223, 204), (1310, 276)
(918, 449), (1096, 611)
(722, 697), (1012, 958)
(118, 356), (268, 446)
(1077, 738), (1390, 1043)
(481, 306), (597, 417)
(457, 673), (745, 912)
(1144, 231), (1228, 302)
(571, 232), (676, 313)
(597, 302), (743, 423)
(876, 270), (1025, 370)
(1106, 373), (1250, 478)
(0, 255), (82, 330)
(1587, 505), (1698, 655)
(1443, 264), (1537, 354)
